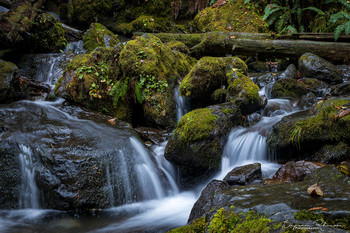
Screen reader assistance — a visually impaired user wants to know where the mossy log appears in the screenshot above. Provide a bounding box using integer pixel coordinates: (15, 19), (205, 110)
(61, 23), (83, 41)
(144, 32), (350, 63)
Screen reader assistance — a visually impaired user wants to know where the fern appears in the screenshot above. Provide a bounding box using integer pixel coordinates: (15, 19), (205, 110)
(135, 81), (143, 104)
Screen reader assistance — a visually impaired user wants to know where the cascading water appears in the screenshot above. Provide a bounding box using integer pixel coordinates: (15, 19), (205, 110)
(174, 85), (190, 122)
(18, 145), (39, 209)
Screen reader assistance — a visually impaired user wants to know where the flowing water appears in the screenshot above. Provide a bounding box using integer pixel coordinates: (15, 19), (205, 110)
(0, 43), (298, 232)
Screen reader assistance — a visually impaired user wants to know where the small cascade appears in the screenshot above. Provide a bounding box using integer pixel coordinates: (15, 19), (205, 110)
(174, 86), (190, 122)
(18, 145), (39, 209)
(218, 99), (296, 179)
(0, 6), (9, 13)
(64, 40), (86, 55)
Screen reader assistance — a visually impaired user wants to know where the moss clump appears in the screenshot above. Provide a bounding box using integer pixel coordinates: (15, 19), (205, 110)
(267, 98), (350, 159)
(67, 0), (114, 27)
(271, 78), (309, 100)
(0, 59), (17, 89)
(176, 108), (217, 142)
(169, 207), (279, 233)
(227, 72), (263, 114)
(295, 210), (350, 231)
(211, 88), (228, 104)
(166, 41), (189, 54)
(179, 56), (247, 104)
(83, 23), (119, 53)
(193, 0), (268, 33)
(114, 15), (177, 35)
(0, 3), (66, 52)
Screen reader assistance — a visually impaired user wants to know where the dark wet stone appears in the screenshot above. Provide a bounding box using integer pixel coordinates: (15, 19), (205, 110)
(247, 112), (262, 126)
(135, 127), (171, 145)
(331, 82), (350, 97)
(299, 53), (342, 84)
(297, 92), (318, 109)
(278, 64), (297, 79)
(188, 180), (230, 223)
(223, 163), (262, 185)
(314, 142), (350, 164)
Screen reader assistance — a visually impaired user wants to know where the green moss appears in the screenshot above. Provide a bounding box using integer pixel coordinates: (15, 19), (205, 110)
(67, 0), (114, 27)
(193, 0), (269, 33)
(271, 78), (309, 100)
(268, 99), (350, 152)
(0, 59), (17, 89)
(176, 108), (218, 142)
(179, 56), (247, 100)
(169, 207), (280, 233)
(295, 210), (350, 231)
(211, 88), (228, 104)
(83, 23), (119, 53)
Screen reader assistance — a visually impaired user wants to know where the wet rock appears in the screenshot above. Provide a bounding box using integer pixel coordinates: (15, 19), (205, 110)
(135, 127), (171, 145)
(164, 103), (244, 187)
(188, 180), (230, 223)
(303, 78), (329, 97)
(314, 142), (350, 164)
(83, 23), (119, 53)
(278, 64), (297, 79)
(188, 165), (350, 226)
(227, 71), (266, 115)
(247, 112), (262, 126)
(267, 98), (350, 162)
(263, 99), (293, 117)
(179, 56), (247, 107)
(297, 92), (318, 109)
(0, 59), (17, 103)
(248, 61), (270, 72)
(331, 82), (350, 97)
(299, 53), (342, 84)
(252, 72), (278, 89)
(264, 161), (326, 184)
(337, 161), (350, 176)
(337, 64), (350, 79)
(223, 163), (262, 185)
(270, 78), (309, 100)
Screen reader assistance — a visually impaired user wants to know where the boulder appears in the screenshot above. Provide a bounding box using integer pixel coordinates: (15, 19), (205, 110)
(164, 103), (244, 187)
(314, 142), (350, 164)
(331, 82), (350, 97)
(193, 0), (268, 33)
(264, 161), (325, 184)
(270, 78), (309, 100)
(267, 98), (350, 162)
(83, 23), (119, 53)
(0, 59), (17, 102)
(179, 56), (247, 106)
(226, 71), (266, 114)
(0, 3), (66, 52)
(223, 163), (262, 185)
(188, 180), (230, 223)
(299, 53), (342, 84)
(278, 64), (297, 79)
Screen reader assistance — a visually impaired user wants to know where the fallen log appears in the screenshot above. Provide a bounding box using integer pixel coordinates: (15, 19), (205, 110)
(143, 32), (350, 63)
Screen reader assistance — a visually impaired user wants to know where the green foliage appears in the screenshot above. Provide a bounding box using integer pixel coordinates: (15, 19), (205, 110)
(110, 79), (129, 107)
(290, 124), (302, 150)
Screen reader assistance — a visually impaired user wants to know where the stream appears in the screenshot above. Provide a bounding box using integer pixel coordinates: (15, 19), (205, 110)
(0, 43), (298, 233)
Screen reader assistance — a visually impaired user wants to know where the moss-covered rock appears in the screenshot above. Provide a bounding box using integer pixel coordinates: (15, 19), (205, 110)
(193, 0), (268, 33)
(299, 52), (342, 84)
(227, 71), (265, 115)
(267, 98), (350, 162)
(55, 34), (195, 128)
(164, 103), (243, 187)
(0, 3), (66, 52)
(179, 56), (247, 106)
(314, 142), (350, 164)
(67, 0), (114, 27)
(270, 78), (309, 100)
(114, 15), (178, 35)
(83, 23), (119, 53)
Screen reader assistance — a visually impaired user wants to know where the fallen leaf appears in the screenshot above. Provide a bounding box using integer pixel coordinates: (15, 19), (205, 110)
(108, 118), (117, 125)
(307, 183), (324, 196)
(308, 207), (328, 211)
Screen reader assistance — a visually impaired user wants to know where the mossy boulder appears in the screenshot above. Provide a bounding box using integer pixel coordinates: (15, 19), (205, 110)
(164, 103), (244, 187)
(114, 15), (177, 35)
(0, 3), (66, 52)
(56, 34), (196, 128)
(270, 78), (309, 100)
(227, 71), (265, 115)
(83, 23), (119, 53)
(299, 53), (342, 84)
(267, 98), (350, 163)
(179, 56), (247, 106)
(193, 0), (268, 33)
(67, 0), (114, 27)
(314, 142), (350, 164)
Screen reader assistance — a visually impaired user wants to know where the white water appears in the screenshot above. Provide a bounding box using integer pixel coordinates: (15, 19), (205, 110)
(18, 145), (39, 209)
(174, 86), (190, 122)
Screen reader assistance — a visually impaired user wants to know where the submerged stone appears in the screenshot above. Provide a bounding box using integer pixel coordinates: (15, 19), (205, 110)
(223, 163), (262, 185)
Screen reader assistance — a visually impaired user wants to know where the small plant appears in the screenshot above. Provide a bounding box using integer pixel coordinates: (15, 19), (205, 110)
(290, 124), (302, 150)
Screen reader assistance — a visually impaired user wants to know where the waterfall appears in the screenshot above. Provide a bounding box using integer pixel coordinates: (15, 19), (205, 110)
(174, 86), (190, 122)
(18, 145), (39, 209)
(218, 98), (296, 179)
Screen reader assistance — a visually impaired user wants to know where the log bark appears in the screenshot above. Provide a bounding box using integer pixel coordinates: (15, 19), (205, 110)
(145, 32), (350, 63)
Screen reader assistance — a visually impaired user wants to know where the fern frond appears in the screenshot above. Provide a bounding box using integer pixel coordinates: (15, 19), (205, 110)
(334, 24), (345, 40)
(345, 21), (350, 34)
(135, 81), (143, 104)
(302, 7), (325, 15)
